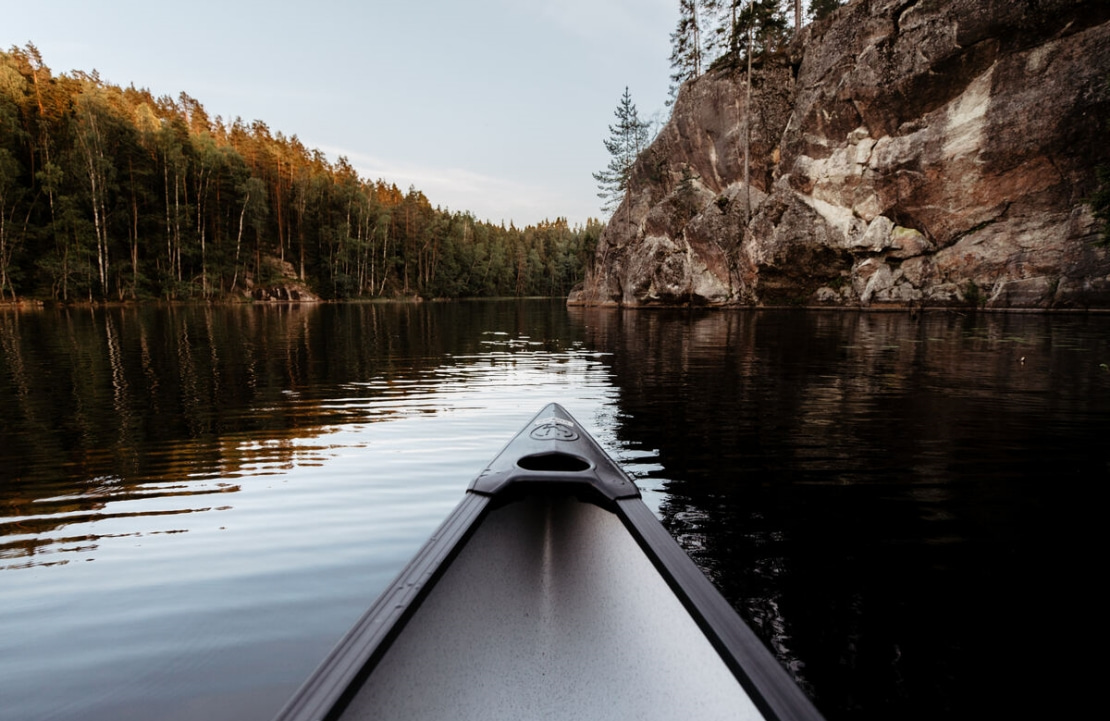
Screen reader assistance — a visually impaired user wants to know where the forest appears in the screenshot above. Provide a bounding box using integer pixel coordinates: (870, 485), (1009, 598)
(0, 45), (601, 303)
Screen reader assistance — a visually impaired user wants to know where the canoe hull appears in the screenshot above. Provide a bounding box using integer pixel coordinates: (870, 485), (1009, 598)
(342, 494), (763, 720)
(274, 404), (824, 721)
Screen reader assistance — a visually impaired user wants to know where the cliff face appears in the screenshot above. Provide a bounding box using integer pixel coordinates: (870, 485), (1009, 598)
(571, 0), (1110, 308)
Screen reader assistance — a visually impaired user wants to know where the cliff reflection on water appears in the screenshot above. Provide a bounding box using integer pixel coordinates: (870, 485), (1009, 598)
(572, 307), (1108, 718)
(1, 301), (1107, 721)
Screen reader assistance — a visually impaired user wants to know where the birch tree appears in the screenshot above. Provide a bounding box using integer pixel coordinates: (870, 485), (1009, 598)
(74, 87), (114, 297)
(191, 132), (220, 296)
(230, 176), (267, 293)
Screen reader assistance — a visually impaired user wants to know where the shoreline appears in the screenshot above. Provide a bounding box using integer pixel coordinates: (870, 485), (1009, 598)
(4, 296), (1110, 314)
(565, 300), (1110, 315)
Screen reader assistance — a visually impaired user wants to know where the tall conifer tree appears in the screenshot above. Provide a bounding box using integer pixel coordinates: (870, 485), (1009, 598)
(730, 0), (789, 62)
(698, 0), (792, 68)
(668, 0), (704, 105)
(593, 87), (650, 216)
(700, 0), (735, 64)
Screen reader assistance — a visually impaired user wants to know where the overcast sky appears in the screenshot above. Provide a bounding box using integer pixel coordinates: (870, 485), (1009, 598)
(3, 0), (676, 227)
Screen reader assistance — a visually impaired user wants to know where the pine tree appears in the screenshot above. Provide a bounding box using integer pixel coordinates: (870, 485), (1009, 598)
(808, 0), (842, 21)
(701, 0), (735, 65)
(668, 0), (704, 106)
(731, 0), (790, 63)
(593, 87), (651, 216)
(699, 1), (792, 69)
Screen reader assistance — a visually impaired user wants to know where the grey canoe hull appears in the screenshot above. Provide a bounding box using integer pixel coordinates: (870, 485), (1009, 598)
(274, 404), (825, 721)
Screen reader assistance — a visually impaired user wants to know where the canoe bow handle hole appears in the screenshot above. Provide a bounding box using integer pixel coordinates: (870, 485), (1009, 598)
(516, 452), (591, 473)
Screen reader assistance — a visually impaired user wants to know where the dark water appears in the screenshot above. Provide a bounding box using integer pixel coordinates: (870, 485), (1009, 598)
(1, 301), (1107, 720)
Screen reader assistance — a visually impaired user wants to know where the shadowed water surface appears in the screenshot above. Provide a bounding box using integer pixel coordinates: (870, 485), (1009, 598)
(573, 308), (1108, 719)
(1, 301), (1106, 720)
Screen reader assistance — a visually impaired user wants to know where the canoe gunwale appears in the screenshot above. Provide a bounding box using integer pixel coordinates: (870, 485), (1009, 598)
(275, 492), (492, 721)
(616, 498), (824, 721)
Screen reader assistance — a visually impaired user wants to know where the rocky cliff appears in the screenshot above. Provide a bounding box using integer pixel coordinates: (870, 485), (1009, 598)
(570, 0), (1110, 309)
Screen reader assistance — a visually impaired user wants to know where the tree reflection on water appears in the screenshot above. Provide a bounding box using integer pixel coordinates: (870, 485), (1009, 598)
(1, 302), (1106, 720)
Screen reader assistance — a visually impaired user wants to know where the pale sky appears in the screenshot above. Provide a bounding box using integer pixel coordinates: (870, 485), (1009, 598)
(3, 0), (676, 227)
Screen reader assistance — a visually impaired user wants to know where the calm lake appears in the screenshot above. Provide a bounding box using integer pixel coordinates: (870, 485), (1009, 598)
(1, 300), (1106, 721)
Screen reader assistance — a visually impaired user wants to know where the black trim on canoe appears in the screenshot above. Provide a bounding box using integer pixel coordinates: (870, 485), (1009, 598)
(274, 403), (825, 721)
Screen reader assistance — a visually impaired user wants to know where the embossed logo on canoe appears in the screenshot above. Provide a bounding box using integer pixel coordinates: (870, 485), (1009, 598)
(530, 416), (579, 441)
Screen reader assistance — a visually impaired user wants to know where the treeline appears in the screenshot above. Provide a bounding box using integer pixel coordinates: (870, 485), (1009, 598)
(0, 44), (601, 302)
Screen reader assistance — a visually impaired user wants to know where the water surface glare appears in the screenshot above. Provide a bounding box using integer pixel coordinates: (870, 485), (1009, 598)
(1, 302), (623, 721)
(1, 301), (1107, 721)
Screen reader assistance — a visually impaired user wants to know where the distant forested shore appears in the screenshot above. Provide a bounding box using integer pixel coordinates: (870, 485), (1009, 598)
(0, 45), (600, 303)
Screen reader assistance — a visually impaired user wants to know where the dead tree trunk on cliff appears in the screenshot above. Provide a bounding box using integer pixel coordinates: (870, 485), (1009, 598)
(744, 1), (753, 225)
